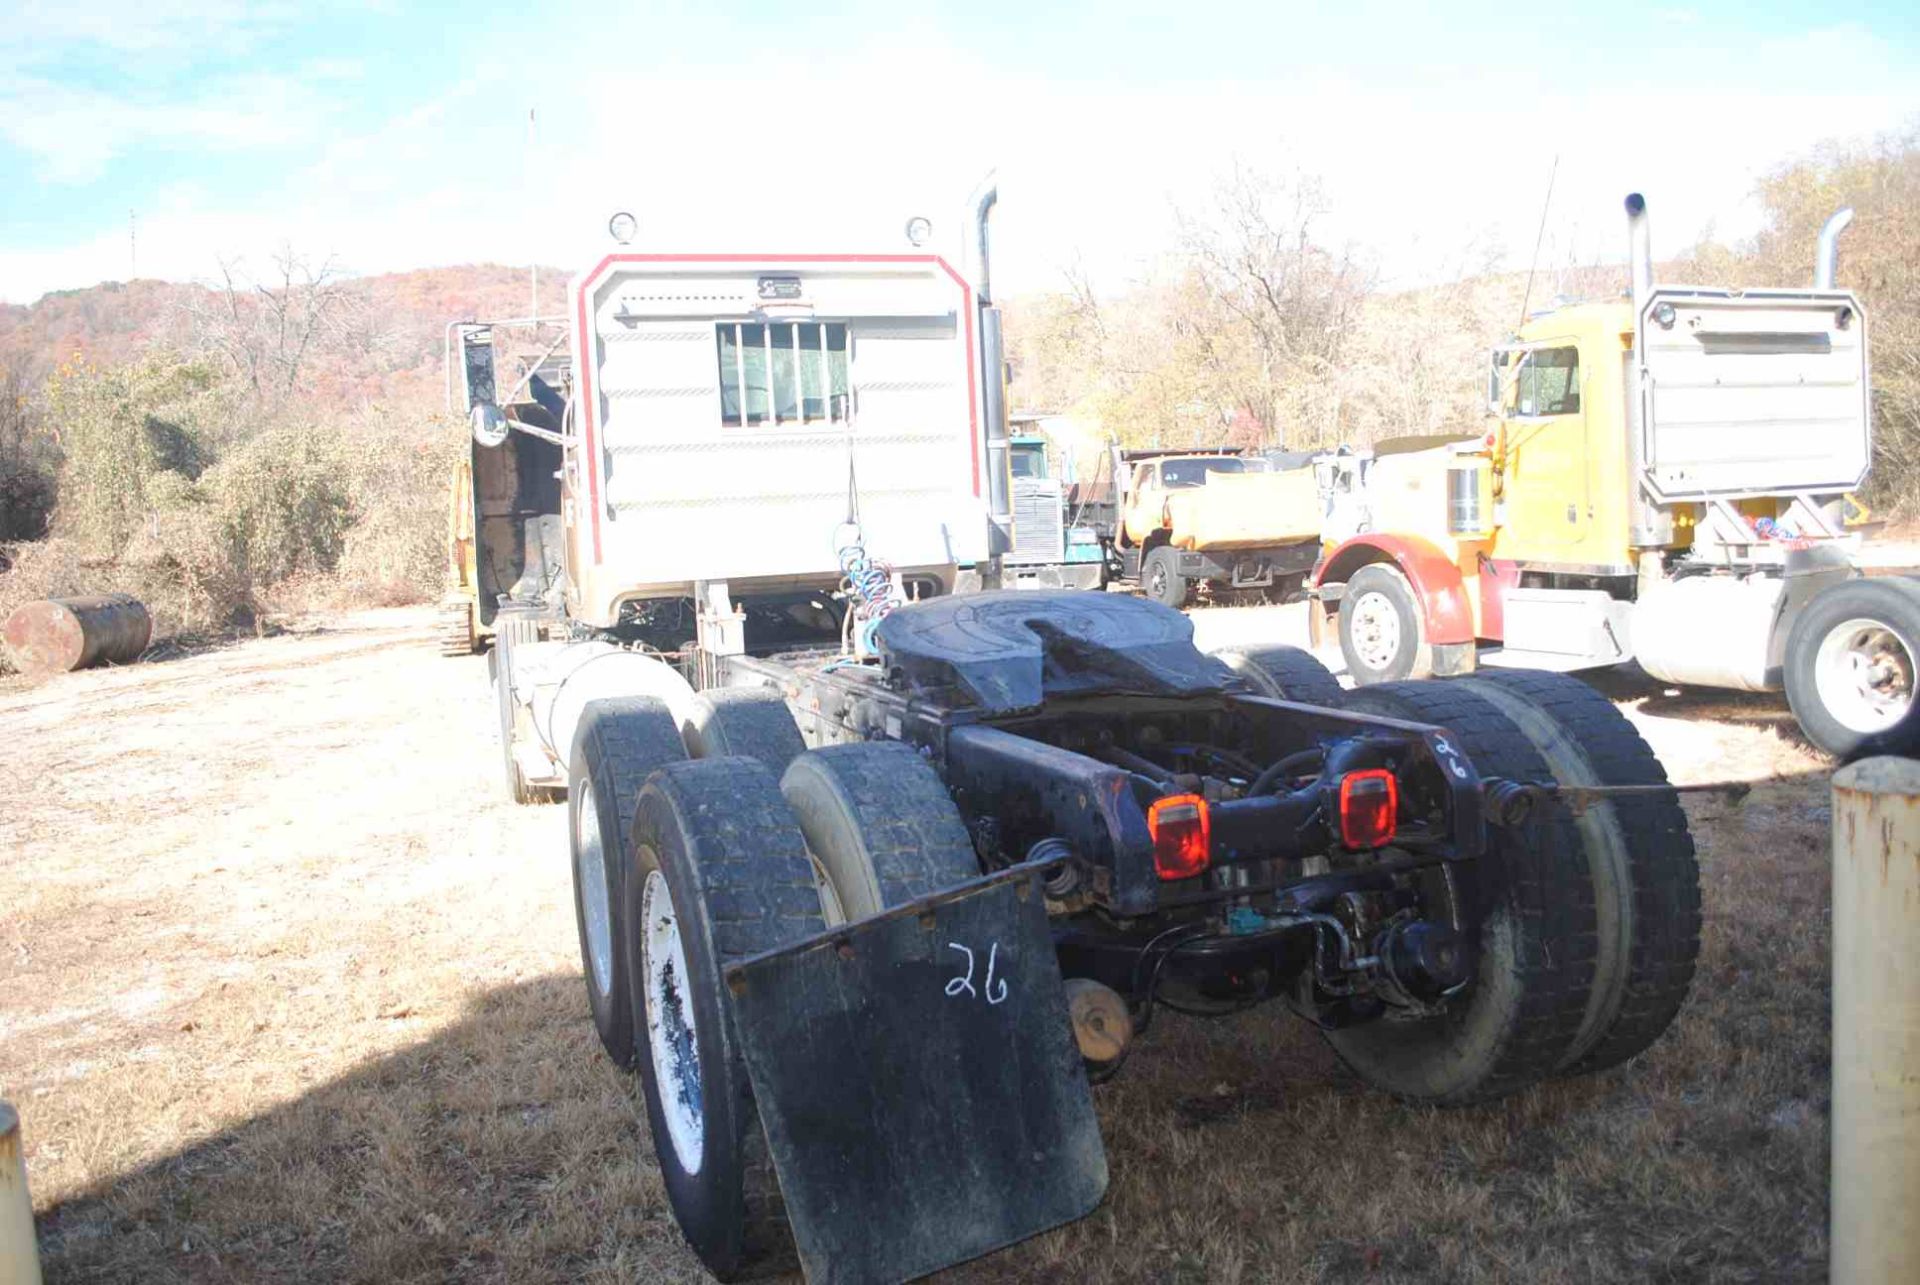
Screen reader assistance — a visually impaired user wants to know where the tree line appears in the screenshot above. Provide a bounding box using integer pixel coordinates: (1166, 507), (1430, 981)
(1006, 128), (1920, 516)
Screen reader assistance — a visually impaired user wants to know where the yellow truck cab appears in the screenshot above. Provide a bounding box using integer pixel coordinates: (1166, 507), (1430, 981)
(1311, 193), (1912, 756)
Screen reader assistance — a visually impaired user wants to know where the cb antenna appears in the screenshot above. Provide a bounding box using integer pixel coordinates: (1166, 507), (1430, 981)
(1517, 153), (1560, 324)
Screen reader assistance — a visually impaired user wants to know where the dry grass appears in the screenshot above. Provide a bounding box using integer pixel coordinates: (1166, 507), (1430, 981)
(2, 608), (1834, 1283)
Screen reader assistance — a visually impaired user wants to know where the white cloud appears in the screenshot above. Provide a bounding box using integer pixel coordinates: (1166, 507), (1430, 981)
(0, 71), (347, 184)
(1, 16), (1915, 304)
(2, 1), (292, 59)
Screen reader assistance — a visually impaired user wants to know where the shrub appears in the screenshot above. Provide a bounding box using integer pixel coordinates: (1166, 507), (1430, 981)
(333, 407), (466, 604)
(0, 366), (56, 541)
(200, 423), (354, 587)
(42, 354), (224, 553)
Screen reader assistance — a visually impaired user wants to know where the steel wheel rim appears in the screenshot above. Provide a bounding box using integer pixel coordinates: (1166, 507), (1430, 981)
(1350, 590), (1402, 672)
(1147, 559), (1167, 599)
(575, 783), (614, 997)
(1814, 616), (1916, 735)
(641, 864), (705, 1173)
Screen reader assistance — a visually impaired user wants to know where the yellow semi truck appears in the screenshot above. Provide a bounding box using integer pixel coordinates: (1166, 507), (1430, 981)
(1309, 192), (1907, 757)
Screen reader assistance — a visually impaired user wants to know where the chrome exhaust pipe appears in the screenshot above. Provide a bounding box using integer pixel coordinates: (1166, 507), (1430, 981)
(1816, 207), (1855, 289)
(970, 177), (998, 305)
(1625, 192), (1652, 315)
(969, 175), (1012, 547)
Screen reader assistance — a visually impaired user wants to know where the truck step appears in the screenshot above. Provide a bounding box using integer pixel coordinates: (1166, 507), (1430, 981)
(1477, 647), (1619, 674)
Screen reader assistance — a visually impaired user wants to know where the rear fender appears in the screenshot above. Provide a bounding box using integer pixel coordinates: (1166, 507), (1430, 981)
(1312, 535), (1475, 646)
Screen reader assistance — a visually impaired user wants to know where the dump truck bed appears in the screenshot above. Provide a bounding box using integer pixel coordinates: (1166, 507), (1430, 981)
(1165, 466), (1322, 551)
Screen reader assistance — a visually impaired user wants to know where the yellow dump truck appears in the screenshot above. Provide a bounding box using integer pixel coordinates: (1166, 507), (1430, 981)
(1116, 450), (1324, 606)
(1309, 191), (1909, 757)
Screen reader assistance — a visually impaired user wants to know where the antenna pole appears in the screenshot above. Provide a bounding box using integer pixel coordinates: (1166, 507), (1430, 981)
(1517, 153), (1559, 324)
(527, 107), (538, 317)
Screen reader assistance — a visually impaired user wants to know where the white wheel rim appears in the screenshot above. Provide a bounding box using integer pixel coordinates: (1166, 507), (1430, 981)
(1814, 616), (1916, 735)
(641, 865), (705, 1173)
(1349, 590), (1402, 672)
(574, 783), (615, 998)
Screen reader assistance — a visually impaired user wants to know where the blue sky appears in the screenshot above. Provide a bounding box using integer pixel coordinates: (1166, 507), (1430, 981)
(2, 1), (1916, 303)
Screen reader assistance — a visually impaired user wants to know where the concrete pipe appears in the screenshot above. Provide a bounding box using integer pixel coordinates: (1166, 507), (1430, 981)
(1830, 757), (1920, 1284)
(2, 594), (151, 676)
(0, 1102), (42, 1285)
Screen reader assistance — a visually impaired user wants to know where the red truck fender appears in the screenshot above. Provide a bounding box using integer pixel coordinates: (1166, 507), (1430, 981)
(1310, 535), (1476, 646)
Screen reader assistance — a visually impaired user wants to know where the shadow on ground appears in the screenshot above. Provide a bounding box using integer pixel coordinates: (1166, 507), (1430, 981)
(37, 975), (712, 1285)
(1577, 665), (1819, 747)
(36, 854), (1833, 1285)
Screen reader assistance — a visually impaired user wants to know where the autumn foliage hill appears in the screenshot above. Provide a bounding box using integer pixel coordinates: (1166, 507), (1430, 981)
(0, 262), (569, 412)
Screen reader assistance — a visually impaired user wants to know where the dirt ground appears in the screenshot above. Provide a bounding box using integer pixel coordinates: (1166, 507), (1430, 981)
(1, 605), (1835, 1283)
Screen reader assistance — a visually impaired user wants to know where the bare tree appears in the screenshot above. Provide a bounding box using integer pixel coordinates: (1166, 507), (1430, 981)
(1176, 163), (1375, 446)
(181, 247), (374, 405)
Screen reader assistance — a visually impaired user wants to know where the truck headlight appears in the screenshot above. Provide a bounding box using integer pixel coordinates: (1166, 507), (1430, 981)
(608, 211), (638, 245)
(1653, 302), (1677, 329)
(904, 215), (933, 247)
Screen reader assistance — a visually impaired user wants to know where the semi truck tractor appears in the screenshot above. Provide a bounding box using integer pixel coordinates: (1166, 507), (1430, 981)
(1309, 192), (1908, 757)
(990, 434), (1107, 589)
(454, 192), (1700, 1283)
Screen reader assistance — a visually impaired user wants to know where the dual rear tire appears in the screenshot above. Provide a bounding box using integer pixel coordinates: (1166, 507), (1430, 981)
(1335, 681), (1598, 1102)
(571, 691), (979, 1280)
(1334, 672), (1700, 1101)
(1456, 671), (1700, 1075)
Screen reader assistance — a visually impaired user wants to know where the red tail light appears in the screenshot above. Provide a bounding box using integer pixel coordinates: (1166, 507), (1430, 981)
(1338, 769), (1399, 849)
(1148, 793), (1211, 880)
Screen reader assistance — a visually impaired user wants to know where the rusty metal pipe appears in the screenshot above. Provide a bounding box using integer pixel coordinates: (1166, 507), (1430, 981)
(2, 594), (151, 676)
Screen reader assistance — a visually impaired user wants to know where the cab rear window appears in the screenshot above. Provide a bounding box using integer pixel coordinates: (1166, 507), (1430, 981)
(717, 322), (849, 426)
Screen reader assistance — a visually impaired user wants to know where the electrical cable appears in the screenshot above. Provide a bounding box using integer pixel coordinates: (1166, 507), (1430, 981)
(835, 409), (902, 654)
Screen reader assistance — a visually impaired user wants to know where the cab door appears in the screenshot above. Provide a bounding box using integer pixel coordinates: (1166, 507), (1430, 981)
(1123, 461), (1161, 545)
(1496, 343), (1600, 565)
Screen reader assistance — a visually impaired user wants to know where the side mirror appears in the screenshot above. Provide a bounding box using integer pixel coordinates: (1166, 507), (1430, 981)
(471, 403), (509, 448)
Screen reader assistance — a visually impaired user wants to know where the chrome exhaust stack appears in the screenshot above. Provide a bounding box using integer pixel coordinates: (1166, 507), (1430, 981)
(1625, 192), (1653, 315)
(971, 178), (998, 306)
(970, 176), (1012, 552)
(1816, 207), (1855, 289)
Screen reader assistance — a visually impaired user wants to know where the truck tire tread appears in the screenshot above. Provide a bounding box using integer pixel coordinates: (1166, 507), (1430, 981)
(780, 742), (979, 917)
(1215, 644), (1345, 707)
(685, 687), (808, 775)
(1464, 670), (1700, 1076)
(632, 759), (825, 1280)
(1783, 576), (1920, 758)
(1333, 682), (1598, 1102)
(570, 697), (687, 1067)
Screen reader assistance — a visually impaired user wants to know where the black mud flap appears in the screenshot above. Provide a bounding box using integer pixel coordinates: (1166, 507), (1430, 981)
(723, 863), (1108, 1284)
